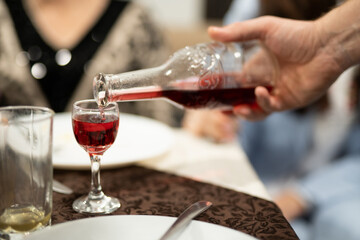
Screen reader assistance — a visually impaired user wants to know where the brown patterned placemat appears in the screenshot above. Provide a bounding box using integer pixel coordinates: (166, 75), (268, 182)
(53, 165), (298, 240)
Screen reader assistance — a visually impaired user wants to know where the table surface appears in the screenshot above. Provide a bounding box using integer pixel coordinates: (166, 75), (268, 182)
(53, 166), (298, 240)
(138, 129), (271, 201)
(50, 128), (298, 239)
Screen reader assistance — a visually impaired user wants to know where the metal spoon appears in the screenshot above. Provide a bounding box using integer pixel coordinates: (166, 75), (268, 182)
(159, 201), (212, 240)
(53, 179), (73, 195)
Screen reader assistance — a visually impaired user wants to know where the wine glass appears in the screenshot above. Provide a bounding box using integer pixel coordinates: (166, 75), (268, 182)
(71, 99), (120, 214)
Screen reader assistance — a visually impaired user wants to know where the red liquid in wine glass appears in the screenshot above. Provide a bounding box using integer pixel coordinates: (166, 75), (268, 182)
(73, 113), (119, 154)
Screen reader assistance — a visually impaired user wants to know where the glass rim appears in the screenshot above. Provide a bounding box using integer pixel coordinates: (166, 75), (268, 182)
(0, 105), (54, 113)
(0, 106), (54, 124)
(73, 99), (118, 111)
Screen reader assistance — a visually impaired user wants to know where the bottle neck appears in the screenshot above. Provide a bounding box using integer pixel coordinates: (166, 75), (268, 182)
(93, 66), (165, 107)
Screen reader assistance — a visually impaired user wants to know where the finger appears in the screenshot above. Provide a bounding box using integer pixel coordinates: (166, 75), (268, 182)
(255, 86), (273, 113)
(182, 110), (204, 136)
(219, 114), (238, 138)
(204, 112), (237, 141)
(205, 126), (225, 143)
(255, 86), (284, 112)
(233, 105), (268, 121)
(208, 17), (272, 42)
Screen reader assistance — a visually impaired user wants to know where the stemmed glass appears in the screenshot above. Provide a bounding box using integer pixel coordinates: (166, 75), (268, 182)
(71, 99), (120, 214)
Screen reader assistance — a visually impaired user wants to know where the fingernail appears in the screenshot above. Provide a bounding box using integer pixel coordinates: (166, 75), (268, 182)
(223, 124), (234, 133)
(234, 106), (250, 115)
(208, 26), (222, 33)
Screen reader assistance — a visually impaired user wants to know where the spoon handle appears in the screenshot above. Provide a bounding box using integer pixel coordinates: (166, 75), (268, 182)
(53, 179), (73, 195)
(159, 201), (212, 240)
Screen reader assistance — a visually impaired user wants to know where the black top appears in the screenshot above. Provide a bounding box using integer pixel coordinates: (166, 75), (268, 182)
(4, 0), (128, 112)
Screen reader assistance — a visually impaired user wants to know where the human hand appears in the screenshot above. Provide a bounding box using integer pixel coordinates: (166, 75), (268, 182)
(182, 110), (238, 143)
(208, 16), (343, 120)
(274, 190), (307, 221)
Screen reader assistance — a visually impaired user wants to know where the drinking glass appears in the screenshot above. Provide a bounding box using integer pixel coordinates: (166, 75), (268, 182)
(71, 99), (120, 214)
(0, 106), (53, 239)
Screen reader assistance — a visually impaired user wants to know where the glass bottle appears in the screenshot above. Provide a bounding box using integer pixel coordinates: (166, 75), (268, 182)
(93, 40), (278, 110)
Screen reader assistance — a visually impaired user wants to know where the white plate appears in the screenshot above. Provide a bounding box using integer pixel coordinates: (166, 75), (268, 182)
(53, 112), (174, 170)
(25, 215), (257, 240)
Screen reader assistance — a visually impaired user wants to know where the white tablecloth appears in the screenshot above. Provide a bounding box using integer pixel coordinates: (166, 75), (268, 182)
(138, 129), (271, 201)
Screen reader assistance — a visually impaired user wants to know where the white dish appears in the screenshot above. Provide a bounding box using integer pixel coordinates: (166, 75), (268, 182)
(53, 112), (174, 170)
(25, 215), (257, 240)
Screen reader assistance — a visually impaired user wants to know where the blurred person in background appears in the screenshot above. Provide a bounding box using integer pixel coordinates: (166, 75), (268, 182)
(223, 0), (260, 24)
(0, 0), (183, 126)
(183, 1), (360, 239)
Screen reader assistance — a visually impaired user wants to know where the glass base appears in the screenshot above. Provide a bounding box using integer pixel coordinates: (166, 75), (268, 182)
(72, 194), (120, 214)
(0, 224), (50, 240)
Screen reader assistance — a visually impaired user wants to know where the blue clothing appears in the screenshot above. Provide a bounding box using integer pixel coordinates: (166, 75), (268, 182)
(223, 0), (260, 24)
(293, 156), (360, 240)
(239, 110), (360, 240)
(225, 1), (360, 238)
(240, 110), (314, 184)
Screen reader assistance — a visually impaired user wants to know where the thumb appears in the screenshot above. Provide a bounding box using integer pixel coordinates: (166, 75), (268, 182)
(208, 16), (273, 42)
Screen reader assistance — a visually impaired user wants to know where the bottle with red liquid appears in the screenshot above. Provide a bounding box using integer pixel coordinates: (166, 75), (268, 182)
(93, 41), (278, 110)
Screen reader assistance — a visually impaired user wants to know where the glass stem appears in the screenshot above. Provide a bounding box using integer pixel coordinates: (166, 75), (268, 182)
(88, 154), (104, 200)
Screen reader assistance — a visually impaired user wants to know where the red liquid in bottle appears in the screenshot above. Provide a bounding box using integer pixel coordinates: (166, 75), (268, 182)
(110, 86), (272, 110)
(107, 74), (273, 110)
(163, 87), (267, 109)
(73, 113), (119, 154)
